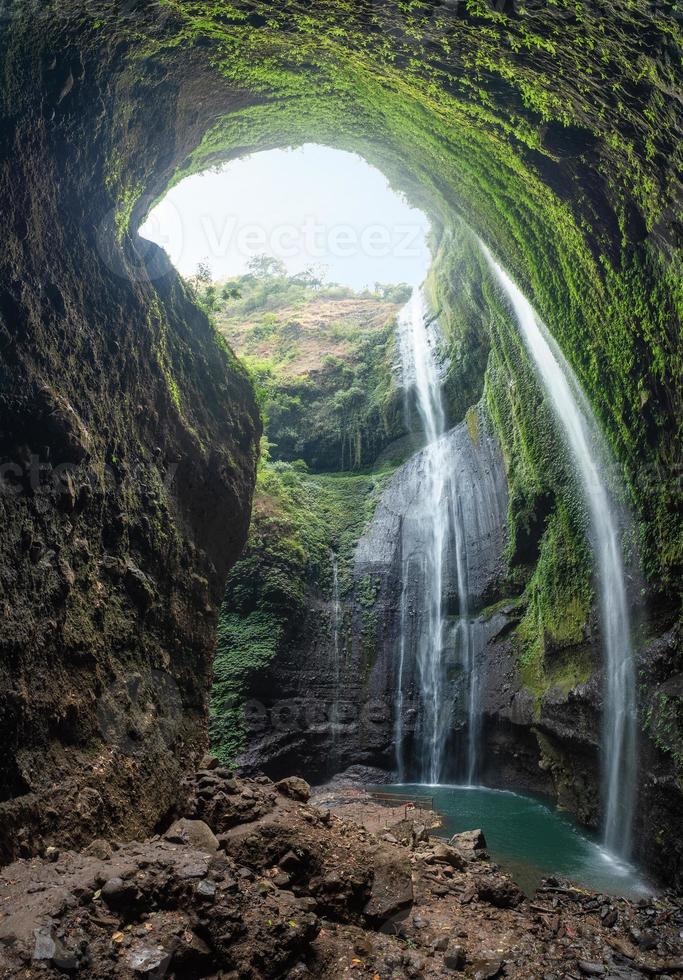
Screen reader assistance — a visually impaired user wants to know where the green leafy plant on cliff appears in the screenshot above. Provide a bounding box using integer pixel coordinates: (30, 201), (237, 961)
(209, 457), (394, 763)
(207, 276), (405, 762)
(643, 692), (683, 787)
(201, 268), (410, 471)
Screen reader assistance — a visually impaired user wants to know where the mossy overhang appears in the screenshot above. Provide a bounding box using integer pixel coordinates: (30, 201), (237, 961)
(10, 0), (680, 583)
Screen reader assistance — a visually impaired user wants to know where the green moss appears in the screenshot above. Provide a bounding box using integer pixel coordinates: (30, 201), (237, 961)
(93, 0), (681, 586)
(209, 452), (393, 762)
(643, 691), (683, 787)
(83, 0), (681, 759)
(210, 611), (283, 764)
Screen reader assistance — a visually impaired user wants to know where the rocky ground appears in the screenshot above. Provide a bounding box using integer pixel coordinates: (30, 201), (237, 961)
(0, 768), (681, 979)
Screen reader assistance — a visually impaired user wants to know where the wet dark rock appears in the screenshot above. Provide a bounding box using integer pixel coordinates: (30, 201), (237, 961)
(279, 850), (304, 874)
(577, 961), (606, 976)
(101, 875), (139, 909)
(236, 415), (508, 787)
(602, 908), (618, 928)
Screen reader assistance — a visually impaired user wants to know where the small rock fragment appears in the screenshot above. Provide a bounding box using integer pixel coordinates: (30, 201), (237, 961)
(444, 944), (466, 970)
(577, 962), (605, 976)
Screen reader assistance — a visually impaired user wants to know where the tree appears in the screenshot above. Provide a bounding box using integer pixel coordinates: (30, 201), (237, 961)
(291, 264), (326, 290)
(194, 260), (213, 285)
(373, 282), (412, 304)
(247, 253), (287, 279)
(221, 282), (242, 301)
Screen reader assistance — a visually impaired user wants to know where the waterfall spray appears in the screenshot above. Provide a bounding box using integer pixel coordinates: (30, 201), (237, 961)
(482, 245), (637, 858)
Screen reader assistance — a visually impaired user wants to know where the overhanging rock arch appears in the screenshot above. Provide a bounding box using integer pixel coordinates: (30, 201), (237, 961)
(0, 1), (679, 868)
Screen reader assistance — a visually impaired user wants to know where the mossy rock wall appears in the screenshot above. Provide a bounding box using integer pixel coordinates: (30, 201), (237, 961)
(0, 11), (261, 858)
(1, 1), (680, 867)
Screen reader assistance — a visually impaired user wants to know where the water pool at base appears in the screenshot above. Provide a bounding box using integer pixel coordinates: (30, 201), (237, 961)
(373, 784), (653, 898)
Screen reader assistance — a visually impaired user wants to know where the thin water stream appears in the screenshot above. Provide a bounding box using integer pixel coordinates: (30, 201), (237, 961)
(482, 246), (637, 860)
(395, 289), (493, 785)
(397, 289), (450, 784)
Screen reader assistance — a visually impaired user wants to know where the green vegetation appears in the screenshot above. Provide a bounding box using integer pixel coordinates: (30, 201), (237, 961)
(198, 263), (411, 471)
(87, 0), (680, 767)
(210, 459), (394, 763)
(208, 272), (402, 762)
(110, 0), (680, 592)
(643, 690), (683, 787)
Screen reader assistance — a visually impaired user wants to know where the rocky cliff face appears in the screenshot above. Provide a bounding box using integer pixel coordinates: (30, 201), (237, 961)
(236, 407), (509, 780)
(0, 21), (260, 860)
(1, 0), (679, 889)
(235, 397), (681, 886)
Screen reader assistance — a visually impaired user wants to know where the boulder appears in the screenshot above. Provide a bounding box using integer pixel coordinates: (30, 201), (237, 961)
(101, 876), (140, 913)
(363, 845), (413, 924)
(427, 842), (467, 870)
(164, 818), (219, 853)
(444, 944), (467, 971)
(476, 876), (524, 909)
(275, 777), (311, 802)
(83, 838), (114, 861)
(448, 828), (487, 859)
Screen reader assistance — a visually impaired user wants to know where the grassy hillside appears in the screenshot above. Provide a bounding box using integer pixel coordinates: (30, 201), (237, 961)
(204, 269), (411, 471)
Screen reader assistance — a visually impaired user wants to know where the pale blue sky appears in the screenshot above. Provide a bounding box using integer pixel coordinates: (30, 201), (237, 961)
(139, 144), (431, 290)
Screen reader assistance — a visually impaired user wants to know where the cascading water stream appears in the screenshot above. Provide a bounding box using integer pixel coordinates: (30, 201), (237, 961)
(396, 289), (450, 784)
(395, 288), (491, 786)
(482, 245), (637, 859)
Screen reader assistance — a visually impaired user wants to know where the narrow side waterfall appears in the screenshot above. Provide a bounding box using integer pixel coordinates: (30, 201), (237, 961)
(482, 246), (637, 859)
(397, 289), (450, 783)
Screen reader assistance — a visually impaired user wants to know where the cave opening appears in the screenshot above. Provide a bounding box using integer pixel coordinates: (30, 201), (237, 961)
(139, 143), (432, 291)
(137, 139), (647, 895)
(1, 6), (680, 931)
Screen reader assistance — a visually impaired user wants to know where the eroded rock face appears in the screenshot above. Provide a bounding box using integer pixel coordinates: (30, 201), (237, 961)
(0, 23), (260, 858)
(237, 409), (509, 781)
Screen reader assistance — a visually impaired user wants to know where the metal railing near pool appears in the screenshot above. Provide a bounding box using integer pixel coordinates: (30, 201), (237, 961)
(368, 790), (435, 817)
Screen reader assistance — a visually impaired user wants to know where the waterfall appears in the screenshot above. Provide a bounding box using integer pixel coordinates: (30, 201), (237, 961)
(397, 288), (493, 786)
(482, 245), (637, 859)
(396, 289), (450, 783)
(395, 571), (409, 781)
